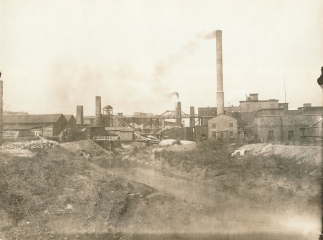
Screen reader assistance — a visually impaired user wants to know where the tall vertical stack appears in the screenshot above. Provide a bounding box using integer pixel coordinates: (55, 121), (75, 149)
(189, 106), (195, 127)
(95, 96), (102, 127)
(0, 81), (2, 145)
(76, 105), (83, 125)
(216, 30), (224, 115)
(175, 101), (182, 127)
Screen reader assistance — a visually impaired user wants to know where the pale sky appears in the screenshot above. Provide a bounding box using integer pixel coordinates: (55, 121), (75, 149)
(1, 0), (323, 116)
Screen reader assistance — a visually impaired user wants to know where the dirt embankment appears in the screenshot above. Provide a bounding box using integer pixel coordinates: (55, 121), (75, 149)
(0, 140), (158, 239)
(0, 140), (321, 239)
(0, 140), (218, 240)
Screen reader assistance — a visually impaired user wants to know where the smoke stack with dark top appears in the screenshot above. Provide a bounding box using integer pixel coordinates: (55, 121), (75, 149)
(216, 30), (224, 115)
(175, 101), (182, 127)
(76, 106), (83, 125)
(0, 80), (3, 145)
(95, 96), (102, 127)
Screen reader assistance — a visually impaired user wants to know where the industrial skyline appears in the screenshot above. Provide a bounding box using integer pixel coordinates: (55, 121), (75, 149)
(1, 0), (323, 116)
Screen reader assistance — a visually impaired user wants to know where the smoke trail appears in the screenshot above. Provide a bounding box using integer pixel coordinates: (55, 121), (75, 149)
(169, 92), (179, 99)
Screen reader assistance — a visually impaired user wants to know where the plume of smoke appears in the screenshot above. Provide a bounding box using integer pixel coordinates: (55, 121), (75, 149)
(169, 92), (179, 99)
(151, 41), (199, 97)
(197, 30), (217, 40)
(46, 39), (199, 115)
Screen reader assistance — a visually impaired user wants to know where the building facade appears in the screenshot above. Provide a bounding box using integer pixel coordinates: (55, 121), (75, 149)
(208, 115), (238, 139)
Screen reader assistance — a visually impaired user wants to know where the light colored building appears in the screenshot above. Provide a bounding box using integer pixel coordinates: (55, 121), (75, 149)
(239, 94), (279, 113)
(208, 115), (238, 139)
(105, 127), (134, 141)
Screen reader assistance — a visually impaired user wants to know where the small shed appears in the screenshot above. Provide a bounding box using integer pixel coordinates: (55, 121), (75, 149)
(105, 127), (134, 141)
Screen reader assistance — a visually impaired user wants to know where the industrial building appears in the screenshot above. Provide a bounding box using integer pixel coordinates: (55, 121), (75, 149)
(65, 115), (76, 131)
(208, 115), (238, 139)
(3, 114), (68, 137)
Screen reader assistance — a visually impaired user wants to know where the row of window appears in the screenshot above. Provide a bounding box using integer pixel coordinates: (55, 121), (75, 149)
(212, 131), (234, 137)
(211, 122), (233, 129)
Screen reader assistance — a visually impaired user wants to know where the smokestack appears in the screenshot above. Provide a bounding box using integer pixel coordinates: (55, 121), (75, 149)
(190, 106), (195, 127)
(0, 81), (3, 145)
(76, 106), (83, 125)
(175, 101), (182, 127)
(216, 30), (224, 115)
(95, 96), (102, 127)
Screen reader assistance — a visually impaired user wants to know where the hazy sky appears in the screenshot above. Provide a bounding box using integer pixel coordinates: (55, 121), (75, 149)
(1, 0), (323, 116)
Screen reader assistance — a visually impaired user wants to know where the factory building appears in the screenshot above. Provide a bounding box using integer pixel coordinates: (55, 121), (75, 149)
(105, 127), (134, 141)
(3, 114), (68, 137)
(64, 115), (76, 131)
(254, 108), (322, 144)
(208, 115), (238, 139)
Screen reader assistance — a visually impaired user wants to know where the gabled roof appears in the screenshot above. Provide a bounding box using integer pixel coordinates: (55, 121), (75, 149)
(3, 114), (64, 124)
(64, 115), (75, 122)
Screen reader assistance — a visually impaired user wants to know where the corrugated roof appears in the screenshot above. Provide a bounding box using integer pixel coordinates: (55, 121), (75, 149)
(3, 114), (64, 124)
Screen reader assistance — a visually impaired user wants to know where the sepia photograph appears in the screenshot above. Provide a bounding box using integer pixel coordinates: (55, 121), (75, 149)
(0, 0), (323, 239)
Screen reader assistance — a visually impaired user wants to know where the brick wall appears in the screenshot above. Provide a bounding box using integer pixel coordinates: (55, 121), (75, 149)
(254, 115), (321, 144)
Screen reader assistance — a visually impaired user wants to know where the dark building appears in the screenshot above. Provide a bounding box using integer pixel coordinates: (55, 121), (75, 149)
(65, 115), (76, 131)
(3, 114), (68, 137)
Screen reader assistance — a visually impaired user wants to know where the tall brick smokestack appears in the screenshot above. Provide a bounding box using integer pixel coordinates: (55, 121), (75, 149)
(95, 96), (102, 127)
(76, 105), (83, 125)
(216, 30), (224, 115)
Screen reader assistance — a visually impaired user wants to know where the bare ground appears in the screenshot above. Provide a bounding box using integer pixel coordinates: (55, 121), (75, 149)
(0, 140), (321, 239)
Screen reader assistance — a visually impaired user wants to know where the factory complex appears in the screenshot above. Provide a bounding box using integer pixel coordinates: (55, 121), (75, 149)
(0, 30), (321, 147)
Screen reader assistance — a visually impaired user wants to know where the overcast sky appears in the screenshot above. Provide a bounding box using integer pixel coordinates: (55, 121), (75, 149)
(1, 0), (323, 116)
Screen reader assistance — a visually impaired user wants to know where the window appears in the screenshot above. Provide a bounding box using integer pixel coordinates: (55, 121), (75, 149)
(268, 131), (274, 140)
(212, 131), (217, 137)
(229, 122), (233, 128)
(229, 131), (233, 136)
(212, 123), (216, 129)
(288, 130), (294, 140)
(246, 104), (249, 110)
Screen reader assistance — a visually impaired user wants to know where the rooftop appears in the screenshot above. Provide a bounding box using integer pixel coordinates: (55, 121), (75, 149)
(3, 114), (64, 124)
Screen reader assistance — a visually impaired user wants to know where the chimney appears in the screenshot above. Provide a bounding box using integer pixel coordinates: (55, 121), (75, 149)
(216, 30), (224, 115)
(175, 101), (182, 127)
(76, 106), (83, 125)
(95, 96), (102, 127)
(0, 81), (3, 145)
(303, 103), (311, 108)
(189, 106), (195, 127)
